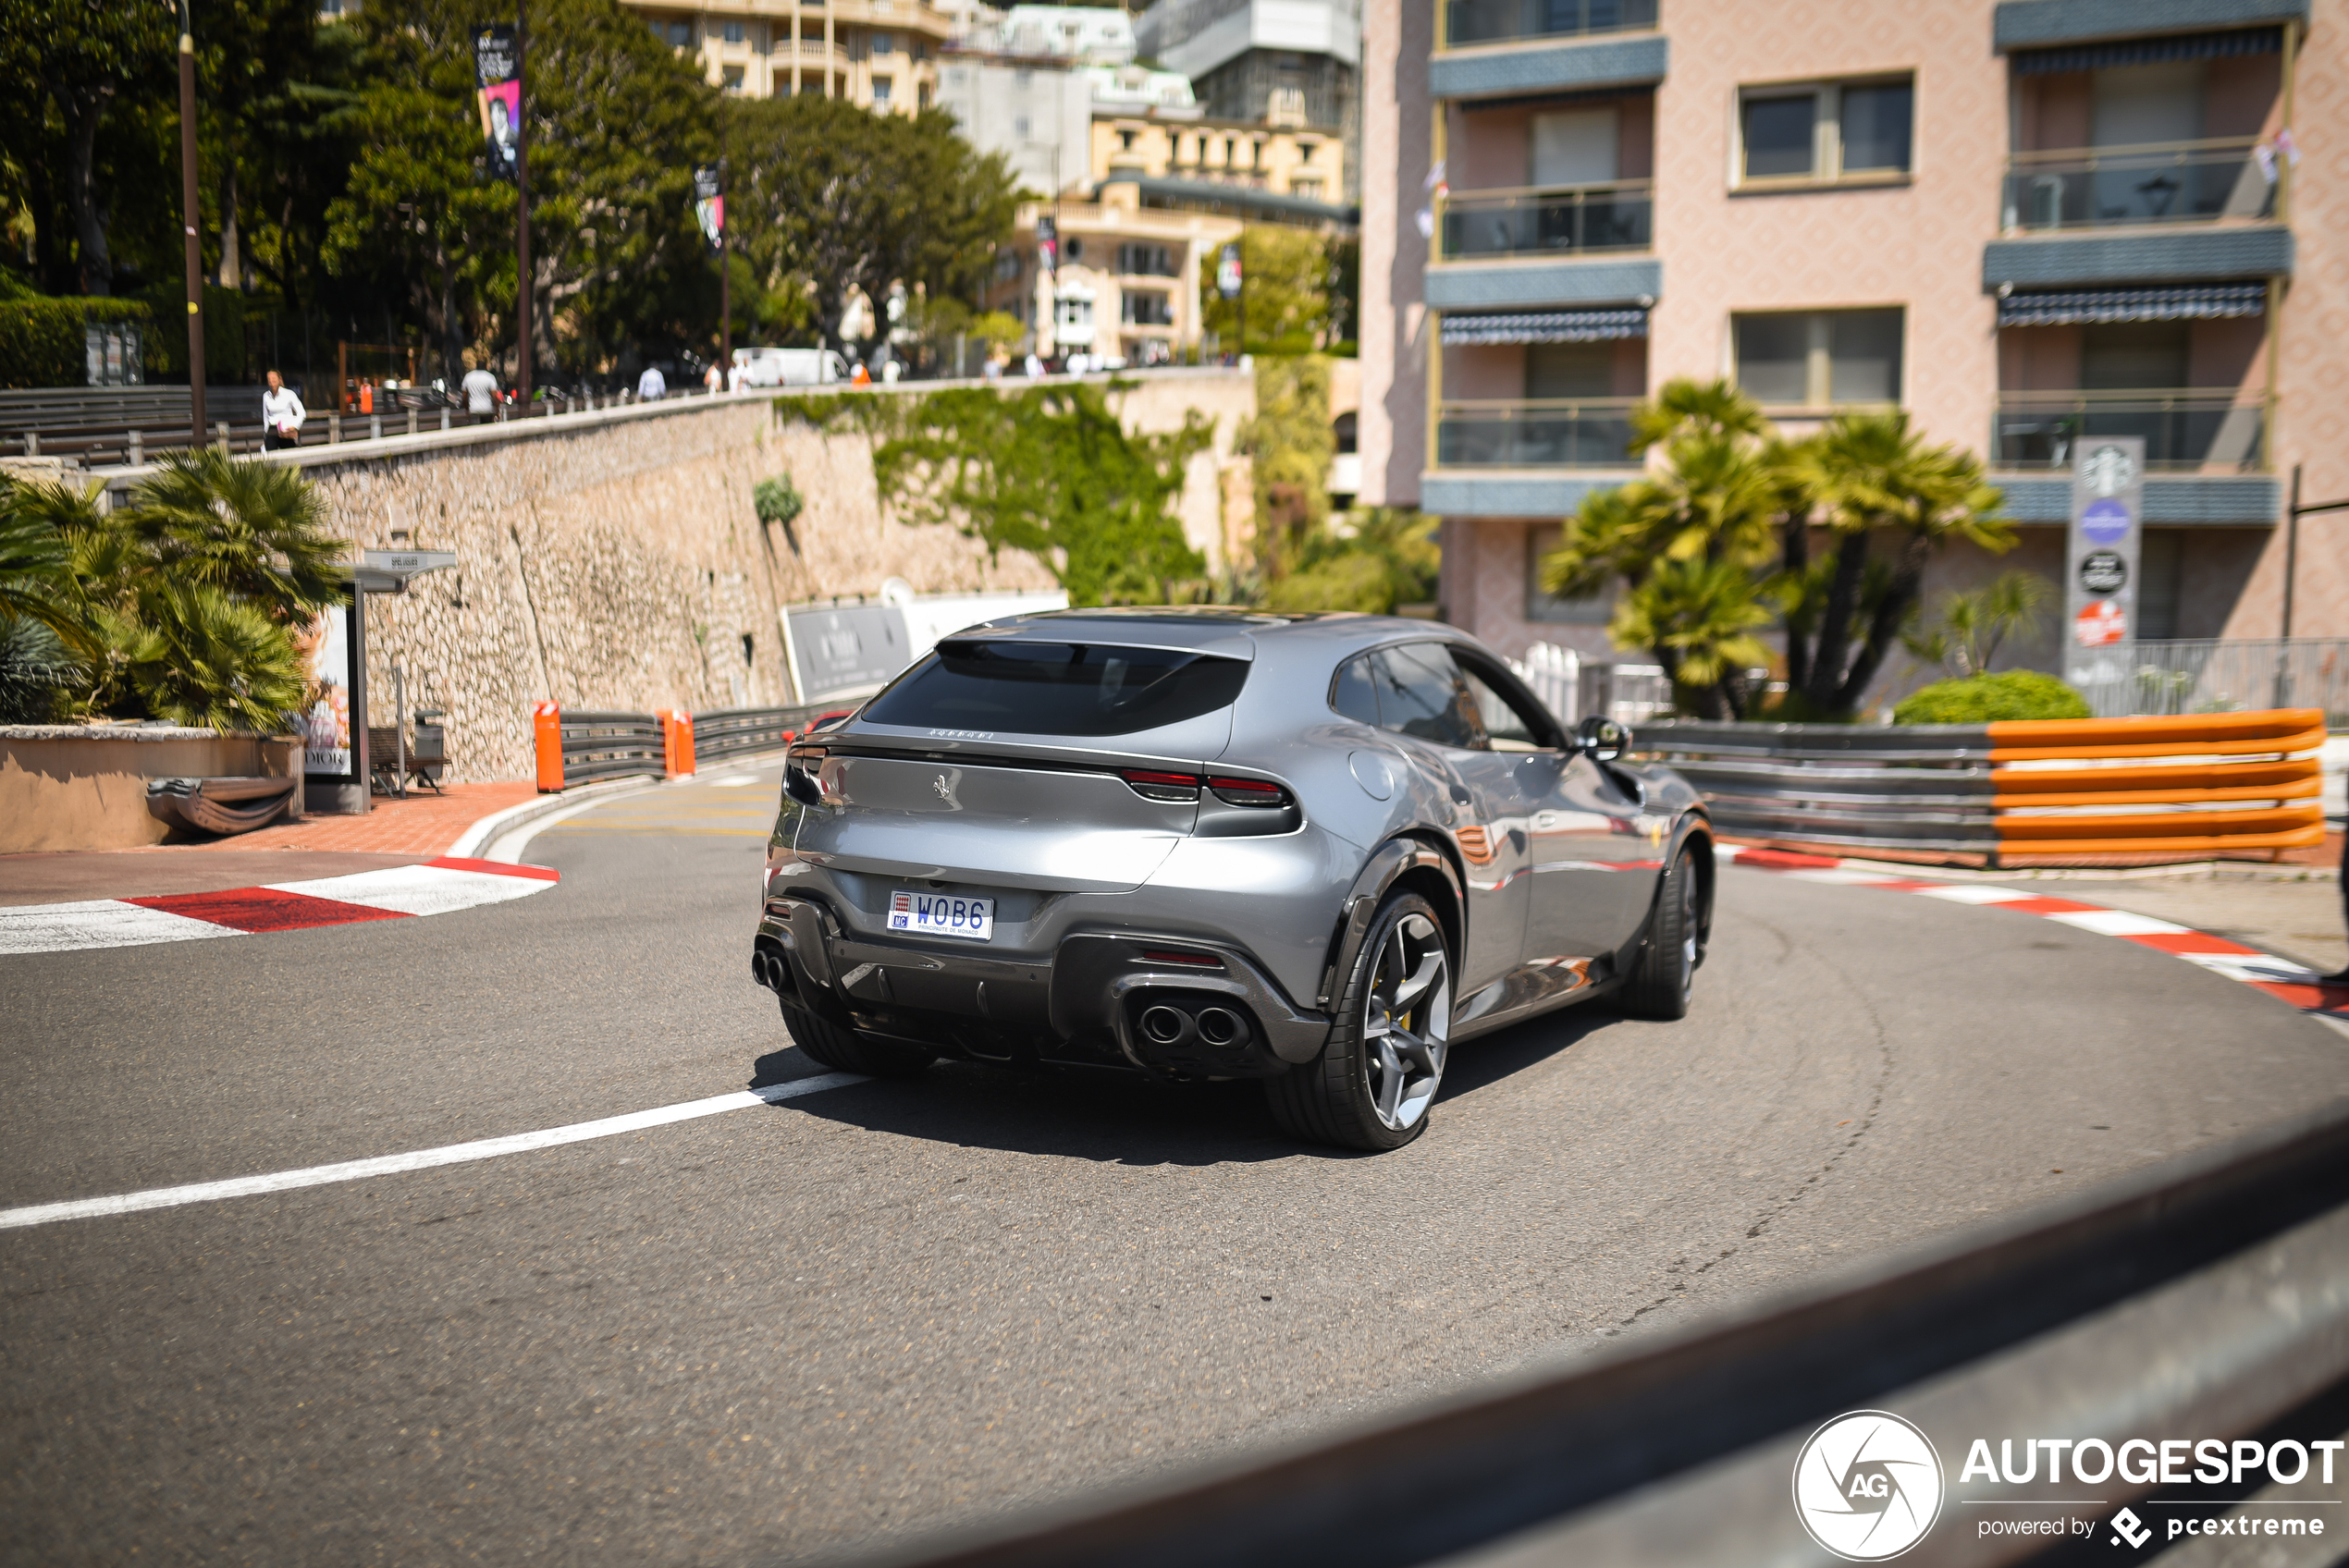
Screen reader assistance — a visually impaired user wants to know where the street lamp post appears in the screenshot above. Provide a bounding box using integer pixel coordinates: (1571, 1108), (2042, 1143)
(515, 0), (532, 409)
(178, 0), (206, 445)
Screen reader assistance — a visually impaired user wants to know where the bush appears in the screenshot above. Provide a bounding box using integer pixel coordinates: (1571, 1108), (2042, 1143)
(1894, 670), (2090, 725)
(0, 297), (156, 389)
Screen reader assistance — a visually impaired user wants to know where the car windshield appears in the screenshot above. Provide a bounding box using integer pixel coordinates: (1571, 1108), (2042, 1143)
(862, 640), (1250, 737)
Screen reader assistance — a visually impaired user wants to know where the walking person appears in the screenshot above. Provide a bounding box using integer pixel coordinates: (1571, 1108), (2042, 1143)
(260, 369), (305, 451)
(461, 361), (500, 423)
(636, 363), (667, 401)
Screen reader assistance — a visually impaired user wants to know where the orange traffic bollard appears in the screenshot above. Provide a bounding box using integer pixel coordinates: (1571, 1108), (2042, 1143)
(658, 710), (697, 778)
(534, 702), (564, 792)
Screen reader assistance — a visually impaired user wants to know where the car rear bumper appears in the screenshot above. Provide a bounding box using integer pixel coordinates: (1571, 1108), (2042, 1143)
(754, 895), (1331, 1079)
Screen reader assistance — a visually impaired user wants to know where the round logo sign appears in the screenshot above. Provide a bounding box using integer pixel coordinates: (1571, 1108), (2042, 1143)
(2079, 549), (2128, 594)
(2080, 442), (2138, 497)
(1792, 1411), (1945, 1561)
(2080, 497), (2133, 545)
(2075, 597), (2128, 647)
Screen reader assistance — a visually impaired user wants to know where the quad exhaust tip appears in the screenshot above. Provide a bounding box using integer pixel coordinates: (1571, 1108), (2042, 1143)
(1196, 1006), (1244, 1047)
(1138, 1001), (1254, 1050)
(1139, 1004), (1192, 1046)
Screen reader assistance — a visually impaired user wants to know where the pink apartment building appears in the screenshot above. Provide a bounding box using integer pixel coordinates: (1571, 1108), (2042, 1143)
(1357, 0), (2346, 696)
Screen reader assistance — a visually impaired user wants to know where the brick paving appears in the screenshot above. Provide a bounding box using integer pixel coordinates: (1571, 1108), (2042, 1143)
(199, 782), (540, 856)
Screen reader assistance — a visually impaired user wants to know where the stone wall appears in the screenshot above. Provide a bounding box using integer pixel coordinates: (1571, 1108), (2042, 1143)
(290, 373), (1253, 783)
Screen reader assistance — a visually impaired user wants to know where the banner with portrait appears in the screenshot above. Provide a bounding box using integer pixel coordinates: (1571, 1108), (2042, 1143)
(474, 25), (521, 183)
(693, 164), (724, 253)
(296, 595), (358, 779)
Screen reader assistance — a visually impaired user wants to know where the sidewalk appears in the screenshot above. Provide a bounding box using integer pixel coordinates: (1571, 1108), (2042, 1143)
(0, 782), (540, 908)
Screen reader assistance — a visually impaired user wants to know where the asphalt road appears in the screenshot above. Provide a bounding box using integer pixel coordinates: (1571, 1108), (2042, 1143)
(5, 763), (2347, 1566)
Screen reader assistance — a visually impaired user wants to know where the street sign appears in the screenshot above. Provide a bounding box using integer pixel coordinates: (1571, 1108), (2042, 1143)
(2063, 435), (2143, 692)
(363, 549), (458, 575)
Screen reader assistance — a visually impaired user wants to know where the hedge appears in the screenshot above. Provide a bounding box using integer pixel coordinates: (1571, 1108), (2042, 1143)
(1893, 670), (2092, 725)
(0, 297), (156, 389)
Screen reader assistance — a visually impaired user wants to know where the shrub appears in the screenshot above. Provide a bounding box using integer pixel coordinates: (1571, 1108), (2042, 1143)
(1894, 669), (2090, 725)
(0, 297), (156, 389)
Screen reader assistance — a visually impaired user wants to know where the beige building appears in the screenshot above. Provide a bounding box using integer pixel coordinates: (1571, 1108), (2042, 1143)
(1359, 0), (2346, 689)
(984, 183), (1241, 362)
(624, 0), (953, 110)
(1089, 107), (1349, 206)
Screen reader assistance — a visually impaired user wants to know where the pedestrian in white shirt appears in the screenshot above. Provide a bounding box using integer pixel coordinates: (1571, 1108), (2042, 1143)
(260, 370), (305, 451)
(703, 361), (722, 396)
(636, 365), (667, 400)
(726, 361), (744, 394)
(461, 364), (499, 419)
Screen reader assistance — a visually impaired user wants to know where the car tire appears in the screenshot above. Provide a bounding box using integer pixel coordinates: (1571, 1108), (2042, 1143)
(1264, 890), (1453, 1152)
(1615, 846), (1698, 1021)
(778, 996), (936, 1077)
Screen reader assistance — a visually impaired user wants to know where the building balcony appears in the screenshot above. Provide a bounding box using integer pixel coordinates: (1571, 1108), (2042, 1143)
(2001, 138), (2274, 233)
(1430, 14), (1666, 101)
(1440, 181), (1652, 261)
(1442, 0), (1656, 49)
(1434, 398), (1638, 468)
(1991, 389), (2266, 473)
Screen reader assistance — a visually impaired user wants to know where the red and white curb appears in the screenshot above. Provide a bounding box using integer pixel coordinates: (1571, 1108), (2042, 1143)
(1717, 843), (2349, 1023)
(0, 855), (559, 956)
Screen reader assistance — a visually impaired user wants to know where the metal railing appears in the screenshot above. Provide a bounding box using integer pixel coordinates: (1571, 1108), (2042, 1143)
(1443, 0), (1657, 48)
(1999, 136), (2273, 231)
(554, 710), (668, 787)
(2076, 637), (2349, 725)
(1439, 181), (1653, 259)
(1434, 398), (1638, 468)
(691, 703), (824, 765)
(1637, 708), (2328, 864)
(856, 1097), (2349, 1568)
(1991, 389), (2266, 472)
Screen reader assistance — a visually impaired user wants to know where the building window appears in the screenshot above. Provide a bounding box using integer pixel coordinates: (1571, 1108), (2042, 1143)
(871, 74), (892, 103)
(1122, 291), (1174, 325)
(667, 19), (692, 47)
(918, 80), (931, 110)
(1298, 140), (1318, 163)
(1293, 178), (1323, 199)
(872, 31), (893, 54)
(1115, 242), (1175, 276)
(1014, 116), (1031, 139)
(1526, 526), (1616, 625)
(1733, 309), (1904, 408)
(1738, 77), (1913, 185)
(1064, 236), (1084, 263)
(722, 65), (744, 92)
(722, 18), (743, 43)
(1119, 129), (1137, 151)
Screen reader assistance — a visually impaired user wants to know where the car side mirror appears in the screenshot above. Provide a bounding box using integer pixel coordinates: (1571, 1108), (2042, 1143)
(1576, 716), (1630, 763)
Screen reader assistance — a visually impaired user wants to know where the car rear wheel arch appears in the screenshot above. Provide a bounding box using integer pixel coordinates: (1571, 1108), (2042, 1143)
(1316, 835), (1463, 1010)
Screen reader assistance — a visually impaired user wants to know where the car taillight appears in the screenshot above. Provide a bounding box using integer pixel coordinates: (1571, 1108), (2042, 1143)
(1121, 769), (1201, 802)
(1208, 777), (1288, 807)
(784, 746), (828, 804)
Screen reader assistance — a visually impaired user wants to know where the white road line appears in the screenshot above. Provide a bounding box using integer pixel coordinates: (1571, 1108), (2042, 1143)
(2044, 908), (2194, 937)
(0, 1072), (867, 1232)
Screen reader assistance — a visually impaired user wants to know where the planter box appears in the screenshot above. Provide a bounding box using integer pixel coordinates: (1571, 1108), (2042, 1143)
(0, 727), (302, 853)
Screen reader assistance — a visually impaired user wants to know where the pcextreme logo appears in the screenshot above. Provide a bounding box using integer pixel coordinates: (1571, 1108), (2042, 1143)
(1793, 1411), (1946, 1561)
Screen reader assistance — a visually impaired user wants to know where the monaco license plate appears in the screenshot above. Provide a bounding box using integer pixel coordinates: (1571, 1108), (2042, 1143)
(887, 889), (994, 941)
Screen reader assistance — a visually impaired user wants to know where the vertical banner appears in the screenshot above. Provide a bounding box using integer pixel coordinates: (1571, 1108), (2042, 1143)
(693, 164), (724, 252)
(1036, 214), (1058, 275)
(1216, 240), (1243, 300)
(2063, 435), (2144, 694)
(474, 25), (521, 183)
(295, 594), (359, 781)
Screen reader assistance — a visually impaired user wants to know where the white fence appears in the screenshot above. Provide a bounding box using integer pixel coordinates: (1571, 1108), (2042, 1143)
(1507, 643), (1676, 729)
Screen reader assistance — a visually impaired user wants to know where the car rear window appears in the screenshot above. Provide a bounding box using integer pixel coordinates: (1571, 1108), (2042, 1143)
(863, 640), (1250, 737)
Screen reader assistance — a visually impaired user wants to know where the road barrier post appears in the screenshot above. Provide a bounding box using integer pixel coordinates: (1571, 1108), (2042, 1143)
(658, 710), (696, 778)
(533, 701), (565, 792)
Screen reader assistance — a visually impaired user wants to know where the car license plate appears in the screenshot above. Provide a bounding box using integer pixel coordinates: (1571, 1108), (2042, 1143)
(888, 889), (993, 941)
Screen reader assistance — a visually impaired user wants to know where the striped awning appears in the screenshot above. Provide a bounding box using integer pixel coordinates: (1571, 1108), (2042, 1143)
(2011, 25), (2281, 74)
(1441, 308), (1649, 346)
(1998, 283), (2268, 326)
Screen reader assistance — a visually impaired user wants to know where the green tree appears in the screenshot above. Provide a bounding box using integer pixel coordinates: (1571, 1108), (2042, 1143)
(7, 0), (177, 295)
(1261, 508), (1439, 615)
(864, 384), (1211, 606)
(1200, 225), (1330, 354)
(1789, 410), (2013, 715)
(1901, 570), (2052, 681)
(1236, 353), (1334, 575)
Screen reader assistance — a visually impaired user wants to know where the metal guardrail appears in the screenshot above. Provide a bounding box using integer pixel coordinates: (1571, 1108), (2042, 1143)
(855, 1096), (2349, 1568)
(554, 710), (667, 787)
(1640, 708), (2328, 865)
(691, 704), (824, 765)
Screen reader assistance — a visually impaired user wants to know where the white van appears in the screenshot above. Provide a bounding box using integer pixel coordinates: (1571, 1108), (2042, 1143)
(733, 347), (848, 387)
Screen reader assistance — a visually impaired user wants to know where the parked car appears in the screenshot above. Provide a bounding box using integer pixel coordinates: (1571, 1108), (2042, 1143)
(751, 610), (1712, 1150)
(732, 347), (849, 387)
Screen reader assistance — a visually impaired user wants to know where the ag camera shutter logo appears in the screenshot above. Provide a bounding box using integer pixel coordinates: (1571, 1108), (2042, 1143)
(1793, 1411), (1946, 1560)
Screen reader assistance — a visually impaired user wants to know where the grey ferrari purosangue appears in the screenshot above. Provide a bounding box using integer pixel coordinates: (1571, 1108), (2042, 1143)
(752, 608), (1712, 1150)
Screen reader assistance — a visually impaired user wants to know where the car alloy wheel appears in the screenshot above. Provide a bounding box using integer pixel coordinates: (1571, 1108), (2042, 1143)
(1362, 911), (1450, 1132)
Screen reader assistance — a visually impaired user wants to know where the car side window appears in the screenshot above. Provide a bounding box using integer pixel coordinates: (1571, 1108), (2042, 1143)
(1455, 660), (1549, 752)
(1371, 643), (1488, 750)
(1331, 654), (1382, 726)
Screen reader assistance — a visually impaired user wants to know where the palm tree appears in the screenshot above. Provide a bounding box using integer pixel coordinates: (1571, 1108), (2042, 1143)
(1541, 378), (1782, 717)
(120, 448), (347, 626)
(1789, 410), (2012, 717)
